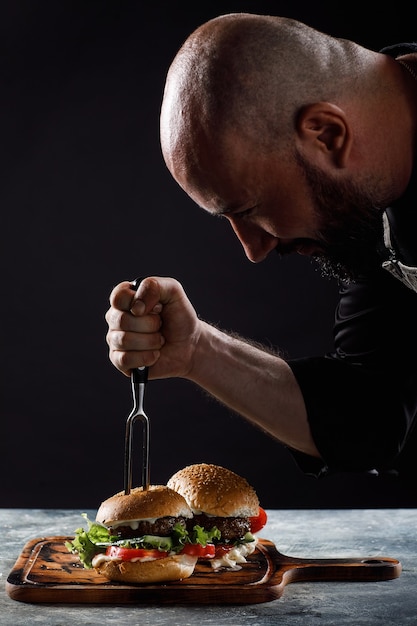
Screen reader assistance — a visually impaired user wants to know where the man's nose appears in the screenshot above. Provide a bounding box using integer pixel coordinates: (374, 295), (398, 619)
(229, 219), (277, 263)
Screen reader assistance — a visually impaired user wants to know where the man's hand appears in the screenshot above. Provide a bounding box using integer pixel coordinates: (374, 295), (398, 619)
(105, 276), (201, 379)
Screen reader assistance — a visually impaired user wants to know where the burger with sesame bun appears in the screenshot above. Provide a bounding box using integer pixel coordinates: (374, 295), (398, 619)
(167, 463), (268, 571)
(65, 485), (220, 583)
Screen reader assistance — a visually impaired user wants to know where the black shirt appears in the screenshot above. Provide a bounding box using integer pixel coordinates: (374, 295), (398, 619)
(287, 42), (417, 487)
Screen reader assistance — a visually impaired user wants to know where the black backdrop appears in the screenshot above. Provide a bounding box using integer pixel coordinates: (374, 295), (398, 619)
(1, 1), (415, 509)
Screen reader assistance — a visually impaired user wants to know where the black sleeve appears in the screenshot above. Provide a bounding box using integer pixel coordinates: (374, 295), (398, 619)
(287, 267), (417, 476)
(380, 43), (417, 57)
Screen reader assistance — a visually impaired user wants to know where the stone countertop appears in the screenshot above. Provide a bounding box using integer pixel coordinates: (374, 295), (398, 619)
(0, 508), (415, 625)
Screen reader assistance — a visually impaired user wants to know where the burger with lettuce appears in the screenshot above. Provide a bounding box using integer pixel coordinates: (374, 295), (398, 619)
(167, 463), (267, 571)
(66, 484), (220, 583)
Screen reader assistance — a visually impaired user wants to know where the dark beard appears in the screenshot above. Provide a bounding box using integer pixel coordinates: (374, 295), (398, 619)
(313, 215), (384, 283)
(294, 152), (388, 283)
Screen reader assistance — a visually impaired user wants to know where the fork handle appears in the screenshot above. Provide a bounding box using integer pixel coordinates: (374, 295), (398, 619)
(131, 366), (148, 385)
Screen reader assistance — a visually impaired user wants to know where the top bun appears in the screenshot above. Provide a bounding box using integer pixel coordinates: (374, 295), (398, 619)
(167, 463), (259, 517)
(96, 484), (193, 526)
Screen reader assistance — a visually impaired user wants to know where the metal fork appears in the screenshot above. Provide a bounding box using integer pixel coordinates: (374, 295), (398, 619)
(124, 365), (150, 495)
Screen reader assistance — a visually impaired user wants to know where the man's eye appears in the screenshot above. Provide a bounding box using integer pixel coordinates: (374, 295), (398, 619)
(235, 207), (254, 218)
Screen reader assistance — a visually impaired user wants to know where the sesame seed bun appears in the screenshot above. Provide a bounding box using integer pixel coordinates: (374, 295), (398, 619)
(96, 484), (193, 526)
(92, 552), (197, 584)
(167, 463), (259, 517)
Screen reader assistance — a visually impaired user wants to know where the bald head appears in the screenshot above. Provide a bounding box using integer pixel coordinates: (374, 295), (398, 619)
(157, 13), (415, 278)
(161, 13), (377, 169)
(160, 12), (390, 215)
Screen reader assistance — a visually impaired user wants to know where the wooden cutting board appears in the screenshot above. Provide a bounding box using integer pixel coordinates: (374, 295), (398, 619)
(6, 536), (401, 605)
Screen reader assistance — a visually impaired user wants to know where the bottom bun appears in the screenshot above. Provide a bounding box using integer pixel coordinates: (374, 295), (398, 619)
(94, 553), (198, 584)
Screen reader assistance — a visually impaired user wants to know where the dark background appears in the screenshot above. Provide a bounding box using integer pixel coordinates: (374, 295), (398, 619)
(1, 1), (415, 510)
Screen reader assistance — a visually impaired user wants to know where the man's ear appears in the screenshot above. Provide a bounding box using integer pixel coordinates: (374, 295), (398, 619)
(295, 102), (352, 168)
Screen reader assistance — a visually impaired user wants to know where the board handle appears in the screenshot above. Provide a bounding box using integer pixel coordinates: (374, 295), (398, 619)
(269, 550), (402, 585)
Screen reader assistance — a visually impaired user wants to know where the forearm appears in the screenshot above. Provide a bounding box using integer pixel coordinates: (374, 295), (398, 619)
(106, 278), (320, 459)
(188, 321), (321, 458)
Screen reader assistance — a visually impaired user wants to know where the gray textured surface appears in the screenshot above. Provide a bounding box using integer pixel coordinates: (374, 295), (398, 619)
(1, 508), (415, 625)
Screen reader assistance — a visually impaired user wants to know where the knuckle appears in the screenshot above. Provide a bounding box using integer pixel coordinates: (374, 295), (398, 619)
(117, 351), (134, 370)
(105, 307), (122, 328)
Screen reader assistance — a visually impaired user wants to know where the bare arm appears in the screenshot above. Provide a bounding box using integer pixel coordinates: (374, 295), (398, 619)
(105, 276), (320, 458)
(189, 321), (319, 457)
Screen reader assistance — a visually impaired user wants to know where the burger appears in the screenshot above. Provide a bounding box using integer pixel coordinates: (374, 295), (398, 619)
(65, 484), (219, 583)
(167, 463), (267, 571)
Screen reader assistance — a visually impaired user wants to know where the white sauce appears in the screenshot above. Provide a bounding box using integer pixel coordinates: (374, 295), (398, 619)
(210, 540), (257, 571)
(92, 552), (166, 567)
(108, 517), (159, 530)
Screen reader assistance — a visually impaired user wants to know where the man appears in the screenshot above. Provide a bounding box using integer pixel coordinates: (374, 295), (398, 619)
(105, 13), (417, 487)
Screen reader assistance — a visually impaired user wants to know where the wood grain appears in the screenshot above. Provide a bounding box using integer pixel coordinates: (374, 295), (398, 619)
(6, 536), (401, 605)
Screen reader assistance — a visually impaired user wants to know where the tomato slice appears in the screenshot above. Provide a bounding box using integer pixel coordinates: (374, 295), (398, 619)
(106, 546), (169, 561)
(249, 507), (268, 534)
(214, 544), (233, 559)
(180, 543), (216, 559)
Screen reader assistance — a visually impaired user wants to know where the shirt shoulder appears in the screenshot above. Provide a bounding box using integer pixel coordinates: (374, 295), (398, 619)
(379, 42), (417, 57)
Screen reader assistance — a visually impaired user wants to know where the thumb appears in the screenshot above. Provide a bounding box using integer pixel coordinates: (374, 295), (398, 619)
(130, 277), (162, 315)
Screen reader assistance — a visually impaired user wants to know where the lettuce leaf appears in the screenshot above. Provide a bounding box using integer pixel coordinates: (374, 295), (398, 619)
(65, 513), (113, 569)
(190, 524), (221, 546)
